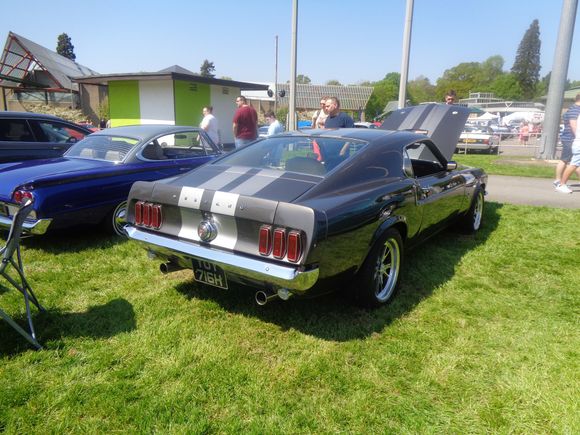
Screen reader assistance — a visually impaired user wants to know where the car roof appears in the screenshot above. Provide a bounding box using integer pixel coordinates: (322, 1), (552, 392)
(284, 127), (395, 141)
(0, 111), (71, 121)
(89, 124), (202, 141)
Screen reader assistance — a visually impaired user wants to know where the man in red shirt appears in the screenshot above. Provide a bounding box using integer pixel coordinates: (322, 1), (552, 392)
(232, 96), (258, 148)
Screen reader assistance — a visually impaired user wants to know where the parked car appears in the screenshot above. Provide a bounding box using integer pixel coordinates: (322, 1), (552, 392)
(354, 122), (378, 129)
(0, 112), (93, 162)
(258, 125), (269, 138)
(124, 104), (487, 307)
(488, 124), (515, 139)
(456, 126), (499, 153)
(0, 125), (222, 236)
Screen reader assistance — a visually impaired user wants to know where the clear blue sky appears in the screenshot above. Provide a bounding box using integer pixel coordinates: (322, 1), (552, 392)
(2, 0), (578, 85)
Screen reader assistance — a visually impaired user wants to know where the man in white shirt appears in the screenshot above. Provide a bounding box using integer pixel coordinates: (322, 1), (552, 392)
(200, 106), (220, 145)
(265, 111), (284, 136)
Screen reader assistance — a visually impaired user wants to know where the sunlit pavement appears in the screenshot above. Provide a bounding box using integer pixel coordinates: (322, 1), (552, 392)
(486, 175), (580, 209)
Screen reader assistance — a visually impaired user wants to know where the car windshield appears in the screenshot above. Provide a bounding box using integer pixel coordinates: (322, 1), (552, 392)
(65, 135), (140, 162)
(217, 136), (368, 176)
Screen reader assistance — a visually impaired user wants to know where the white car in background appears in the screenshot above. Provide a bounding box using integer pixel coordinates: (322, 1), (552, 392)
(456, 125), (499, 154)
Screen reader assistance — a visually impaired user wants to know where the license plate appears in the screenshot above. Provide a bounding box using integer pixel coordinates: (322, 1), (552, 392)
(192, 259), (228, 289)
(463, 139), (476, 143)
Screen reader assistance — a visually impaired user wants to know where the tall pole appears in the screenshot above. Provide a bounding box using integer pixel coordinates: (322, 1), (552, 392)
(539, 0), (578, 159)
(398, 0), (414, 109)
(288, 0), (298, 130)
(274, 35), (279, 114)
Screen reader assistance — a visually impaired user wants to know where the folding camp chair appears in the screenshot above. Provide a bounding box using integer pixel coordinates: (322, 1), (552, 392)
(0, 199), (44, 349)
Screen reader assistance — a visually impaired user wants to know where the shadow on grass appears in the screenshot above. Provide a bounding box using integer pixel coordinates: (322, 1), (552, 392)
(0, 298), (135, 355)
(0, 227), (129, 255)
(173, 203), (503, 342)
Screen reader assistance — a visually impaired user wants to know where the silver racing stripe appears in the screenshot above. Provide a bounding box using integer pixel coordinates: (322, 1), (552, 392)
(229, 168), (284, 195)
(196, 166), (254, 191)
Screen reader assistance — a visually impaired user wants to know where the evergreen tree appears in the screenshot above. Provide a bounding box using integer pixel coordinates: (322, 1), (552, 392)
(511, 19), (541, 99)
(200, 60), (215, 78)
(56, 33), (76, 61)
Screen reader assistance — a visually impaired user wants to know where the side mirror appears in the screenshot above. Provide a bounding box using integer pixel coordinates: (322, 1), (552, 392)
(447, 161), (457, 171)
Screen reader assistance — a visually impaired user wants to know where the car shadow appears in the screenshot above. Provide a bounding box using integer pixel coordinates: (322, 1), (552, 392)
(173, 202), (502, 342)
(8, 227), (129, 255)
(0, 298), (136, 355)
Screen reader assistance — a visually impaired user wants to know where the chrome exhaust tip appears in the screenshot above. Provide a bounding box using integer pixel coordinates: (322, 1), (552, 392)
(160, 261), (184, 274)
(255, 290), (279, 306)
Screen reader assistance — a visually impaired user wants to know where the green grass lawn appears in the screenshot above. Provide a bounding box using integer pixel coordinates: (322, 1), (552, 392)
(1, 203), (579, 433)
(453, 154), (557, 178)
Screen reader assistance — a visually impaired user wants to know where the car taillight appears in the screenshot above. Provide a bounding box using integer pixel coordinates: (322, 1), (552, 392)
(134, 201), (162, 230)
(259, 226), (303, 262)
(287, 231), (302, 263)
(135, 201), (144, 225)
(151, 204), (162, 229)
(12, 190), (34, 204)
(259, 225), (272, 256)
(483, 138), (489, 144)
(273, 228), (286, 259)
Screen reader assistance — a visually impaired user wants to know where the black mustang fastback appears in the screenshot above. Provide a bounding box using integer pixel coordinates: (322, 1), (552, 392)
(125, 104), (487, 307)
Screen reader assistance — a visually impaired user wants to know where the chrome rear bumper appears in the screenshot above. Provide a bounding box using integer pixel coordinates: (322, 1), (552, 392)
(126, 226), (319, 292)
(0, 215), (52, 235)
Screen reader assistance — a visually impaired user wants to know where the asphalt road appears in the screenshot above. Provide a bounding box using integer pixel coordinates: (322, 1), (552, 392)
(486, 175), (580, 209)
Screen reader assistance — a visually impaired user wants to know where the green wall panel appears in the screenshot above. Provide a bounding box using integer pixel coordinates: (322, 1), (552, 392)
(174, 80), (210, 126)
(109, 81), (140, 127)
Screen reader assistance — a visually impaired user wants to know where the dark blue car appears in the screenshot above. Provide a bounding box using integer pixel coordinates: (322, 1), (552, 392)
(0, 125), (222, 235)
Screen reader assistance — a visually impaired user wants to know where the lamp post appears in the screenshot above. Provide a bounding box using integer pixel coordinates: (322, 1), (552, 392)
(274, 35), (279, 114)
(398, 0), (414, 109)
(288, 0), (298, 131)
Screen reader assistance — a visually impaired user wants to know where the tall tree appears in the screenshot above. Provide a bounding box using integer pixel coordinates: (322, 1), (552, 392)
(56, 33), (76, 61)
(326, 79), (342, 86)
(200, 60), (215, 78)
(407, 75), (436, 104)
(511, 19), (541, 99)
(364, 72), (400, 120)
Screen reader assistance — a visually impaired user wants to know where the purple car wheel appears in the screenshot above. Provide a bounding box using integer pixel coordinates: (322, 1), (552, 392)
(111, 201), (127, 236)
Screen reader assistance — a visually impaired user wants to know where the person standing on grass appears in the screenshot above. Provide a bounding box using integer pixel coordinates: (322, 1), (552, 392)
(323, 97), (354, 128)
(555, 93), (580, 189)
(556, 113), (580, 194)
(232, 96), (258, 148)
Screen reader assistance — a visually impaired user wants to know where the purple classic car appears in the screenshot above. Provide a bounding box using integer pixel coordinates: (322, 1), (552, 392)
(124, 105), (487, 307)
(0, 125), (222, 235)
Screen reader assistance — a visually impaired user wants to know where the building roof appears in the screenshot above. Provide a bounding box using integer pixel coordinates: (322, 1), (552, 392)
(73, 67), (269, 91)
(0, 31), (98, 90)
(244, 83), (373, 111)
(564, 86), (580, 100)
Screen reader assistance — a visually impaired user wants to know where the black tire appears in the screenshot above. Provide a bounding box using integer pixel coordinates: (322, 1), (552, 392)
(355, 228), (403, 308)
(102, 201), (128, 236)
(457, 188), (484, 233)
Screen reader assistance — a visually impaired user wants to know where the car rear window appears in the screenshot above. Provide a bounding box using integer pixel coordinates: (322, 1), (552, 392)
(65, 135), (139, 162)
(217, 136), (368, 176)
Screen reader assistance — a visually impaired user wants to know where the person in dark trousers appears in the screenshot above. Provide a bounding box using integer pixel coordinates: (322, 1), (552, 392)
(323, 97), (354, 128)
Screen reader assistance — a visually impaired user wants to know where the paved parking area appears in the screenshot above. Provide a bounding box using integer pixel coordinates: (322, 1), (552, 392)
(486, 175), (580, 209)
